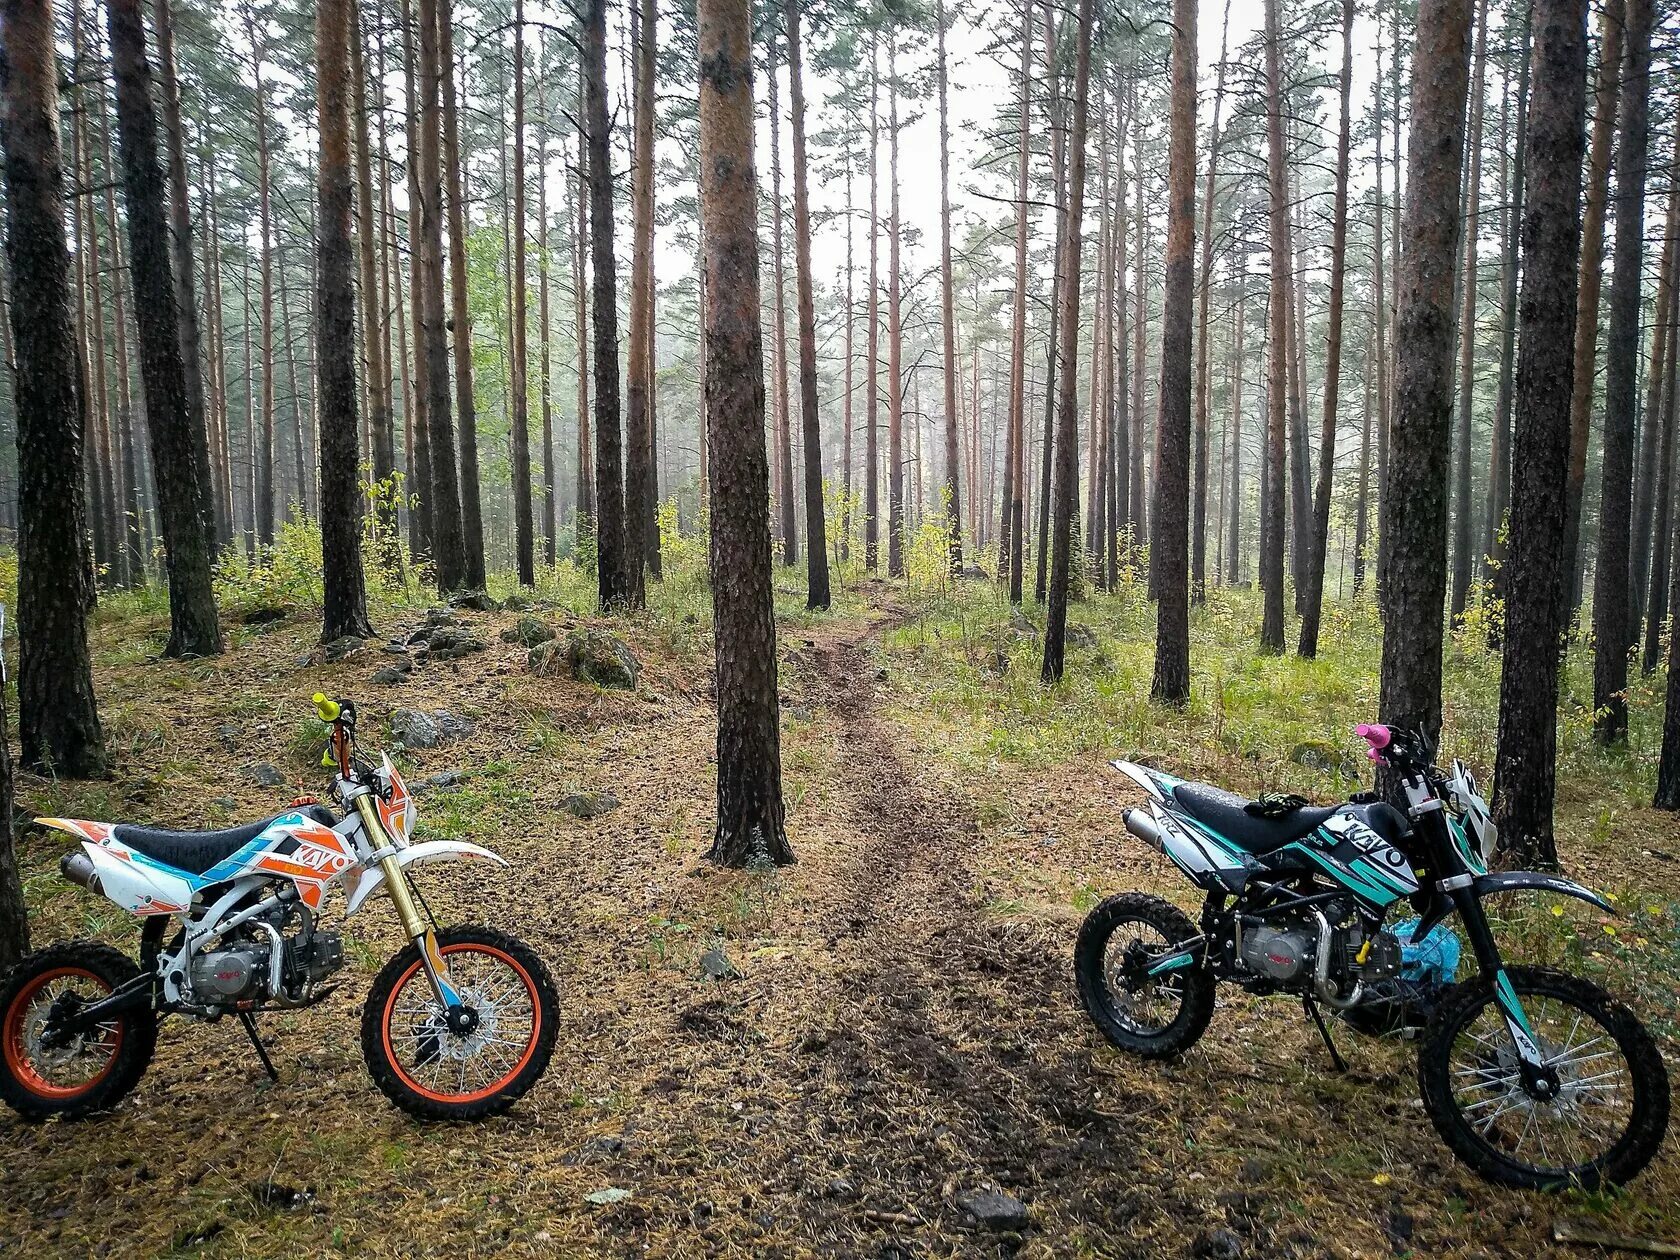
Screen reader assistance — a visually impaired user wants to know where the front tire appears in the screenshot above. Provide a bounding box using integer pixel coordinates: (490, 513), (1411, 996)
(1075, 892), (1214, 1058)
(1419, 966), (1669, 1190)
(0, 942), (155, 1120)
(362, 926), (558, 1121)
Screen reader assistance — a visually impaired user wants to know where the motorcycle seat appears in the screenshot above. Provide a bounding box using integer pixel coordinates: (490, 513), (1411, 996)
(1171, 783), (1338, 854)
(113, 806), (338, 877)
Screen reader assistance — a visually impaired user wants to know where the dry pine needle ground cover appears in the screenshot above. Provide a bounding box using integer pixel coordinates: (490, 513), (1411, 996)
(1, 571), (1676, 1259)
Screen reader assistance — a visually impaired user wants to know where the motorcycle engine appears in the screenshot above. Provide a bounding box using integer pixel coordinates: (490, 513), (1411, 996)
(190, 944), (269, 1001)
(1240, 923), (1316, 982)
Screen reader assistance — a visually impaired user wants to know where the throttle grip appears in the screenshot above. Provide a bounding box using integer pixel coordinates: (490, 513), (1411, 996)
(1356, 723), (1391, 762)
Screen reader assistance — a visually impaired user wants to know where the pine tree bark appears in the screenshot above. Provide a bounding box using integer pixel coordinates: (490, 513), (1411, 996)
(1449, 0), (1490, 623)
(1040, 0), (1094, 684)
(1494, 0), (1587, 857)
(1591, 0), (1654, 745)
(506, 0), (534, 587)
(1150, 0), (1196, 703)
(697, 0), (791, 866)
(1641, 268), (1679, 675)
(1379, 0), (1474, 755)
(1259, 0), (1289, 654)
(0, 0), (108, 774)
(571, 121), (594, 540)
(415, 0), (466, 592)
(1005, 0), (1031, 604)
(1299, 0), (1354, 658)
(1564, 0), (1625, 614)
(865, 38), (880, 573)
(153, 0), (216, 546)
(317, 0), (373, 642)
(886, 30), (905, 578)
(623, 0), (655, 605)
(107, 0), (222, 659)
(536, 44), (557, 567)
(585, 0), (628, 609)
(1192, 0), (1231, 604)
(785, 0), (830, 608)
(935, 0), (962, 576)
(351, 0), (397, 552)
(1482, 16), (1530, 596)
(1226, 273), (1244, 585)
(248, 11), (277, 545)
(765, 32), (796, 567)
(1630, 172), (1679, 636)
(438, 0), (484, 589)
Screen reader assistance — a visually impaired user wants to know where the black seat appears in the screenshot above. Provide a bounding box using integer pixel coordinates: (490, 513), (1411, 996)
(1171, 783), (1338, 854)
(114, 806), (337, 877)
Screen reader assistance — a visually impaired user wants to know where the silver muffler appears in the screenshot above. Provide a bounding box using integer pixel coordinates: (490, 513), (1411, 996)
(1122, 807), (1166, 853)
(60, 850), (103, 896)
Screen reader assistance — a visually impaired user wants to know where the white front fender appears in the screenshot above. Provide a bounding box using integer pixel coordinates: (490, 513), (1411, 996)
(343, 840), (509, 916)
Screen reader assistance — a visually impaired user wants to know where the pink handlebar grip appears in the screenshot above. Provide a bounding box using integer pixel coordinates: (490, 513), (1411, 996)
(1356, 723), (1390, 762)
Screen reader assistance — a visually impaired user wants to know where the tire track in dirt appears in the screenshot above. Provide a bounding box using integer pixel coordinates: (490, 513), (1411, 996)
(776, 607), (1171, 1252)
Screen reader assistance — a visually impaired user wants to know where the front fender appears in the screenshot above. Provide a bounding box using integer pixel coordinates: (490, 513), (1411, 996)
(344, 840), (509, 916)
(1474, 871), (1614, 915)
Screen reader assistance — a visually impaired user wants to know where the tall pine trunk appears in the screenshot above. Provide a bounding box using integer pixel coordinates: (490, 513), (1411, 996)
(439, 0), (484, 589)
(624, 0), (656, 605)
(1448, 0), (1489, 623)
(1379, 0), (1474, 754)
(1299, 0), (1354, 658)
(585, 0), (628, 609)
(0, 0), (108, 774)
(785, 0), (829, 608)
(1590, 0), (1654, 745)
(1494, 0), (1587, 859)
(108, 0), (222, 658)
(936, 0), (962, 575)
(317, 0), (373, 642)
(1563, 0), (1625, 618)
(1259, 0), (1289, 654)
(1040, 0), (1094, 683)
(1150, 0), (1196, 703)
(697, 0), (791, 866)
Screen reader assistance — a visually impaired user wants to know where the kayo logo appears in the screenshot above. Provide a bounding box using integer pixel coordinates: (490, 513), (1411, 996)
(293, 840), (353, 876)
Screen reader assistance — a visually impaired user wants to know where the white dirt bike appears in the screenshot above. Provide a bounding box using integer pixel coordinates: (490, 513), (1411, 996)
(1, 694), (557, 1122)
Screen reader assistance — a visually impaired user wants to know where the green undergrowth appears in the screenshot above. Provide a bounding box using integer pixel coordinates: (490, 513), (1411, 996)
(877, 575), (1669, 812)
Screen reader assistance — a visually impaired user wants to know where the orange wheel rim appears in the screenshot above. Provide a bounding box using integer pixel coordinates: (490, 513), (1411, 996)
(2, 967), (124, 1100)
(380, 944), (542, 1105)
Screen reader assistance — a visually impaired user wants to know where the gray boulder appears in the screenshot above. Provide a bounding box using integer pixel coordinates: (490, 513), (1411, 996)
(564, 629), (640, 689)
(560, 789), (619, 819)
(955, 1189), (1030, 1232)
(502, 615), (557, 648)
(241, 762), (286, 788)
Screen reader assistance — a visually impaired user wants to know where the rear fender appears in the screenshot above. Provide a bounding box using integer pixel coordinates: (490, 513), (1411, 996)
(344, 840), (509, 916)
(1110, 759), (1176, 803)
(1473, 871), (1614, 915)
(79, 840), (197, 916)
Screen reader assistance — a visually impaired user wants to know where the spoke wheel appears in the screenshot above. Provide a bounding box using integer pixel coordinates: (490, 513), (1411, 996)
(362, 926), (558, 1120)
(1419, 966), (1669, 1190)
(0, 942), (155, 1120)
(1075, 892), (1214, 1058)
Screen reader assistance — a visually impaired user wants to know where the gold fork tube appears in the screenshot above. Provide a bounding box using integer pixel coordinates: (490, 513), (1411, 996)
(355, 795), (427, 940)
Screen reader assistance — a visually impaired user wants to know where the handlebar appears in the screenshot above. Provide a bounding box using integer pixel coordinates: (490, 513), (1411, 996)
(1356, 722), (1434, 772)
(312, 694), (356, 778)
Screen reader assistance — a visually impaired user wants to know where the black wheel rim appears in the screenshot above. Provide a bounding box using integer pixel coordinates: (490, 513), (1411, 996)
(1100, 919), (1186, 1035)
(1446, 990), (1635, 1177)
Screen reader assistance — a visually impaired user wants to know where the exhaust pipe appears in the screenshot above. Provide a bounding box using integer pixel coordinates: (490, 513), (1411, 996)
(60, 850), (102, 897)
(1122, 808), (1166, 853)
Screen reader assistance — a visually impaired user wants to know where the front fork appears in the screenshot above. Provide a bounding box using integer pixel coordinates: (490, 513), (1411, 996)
(1450, 884), (1548, 1074)
(353, 795), (463, 1011)
(1405, 777), (1549, 1079)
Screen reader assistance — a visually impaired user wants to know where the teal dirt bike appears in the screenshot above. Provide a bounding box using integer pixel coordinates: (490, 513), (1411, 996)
(1076, 723), (1669, 1190)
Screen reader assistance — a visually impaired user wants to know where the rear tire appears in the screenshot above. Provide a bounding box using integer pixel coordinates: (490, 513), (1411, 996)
(1075, 892), (1214, 1058)
(0, 942), (155, 1120)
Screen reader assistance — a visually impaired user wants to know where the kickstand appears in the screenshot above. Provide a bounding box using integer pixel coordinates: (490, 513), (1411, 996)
(237, 1011), (279, 1082)
(1303, 995), (1348, 1074)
